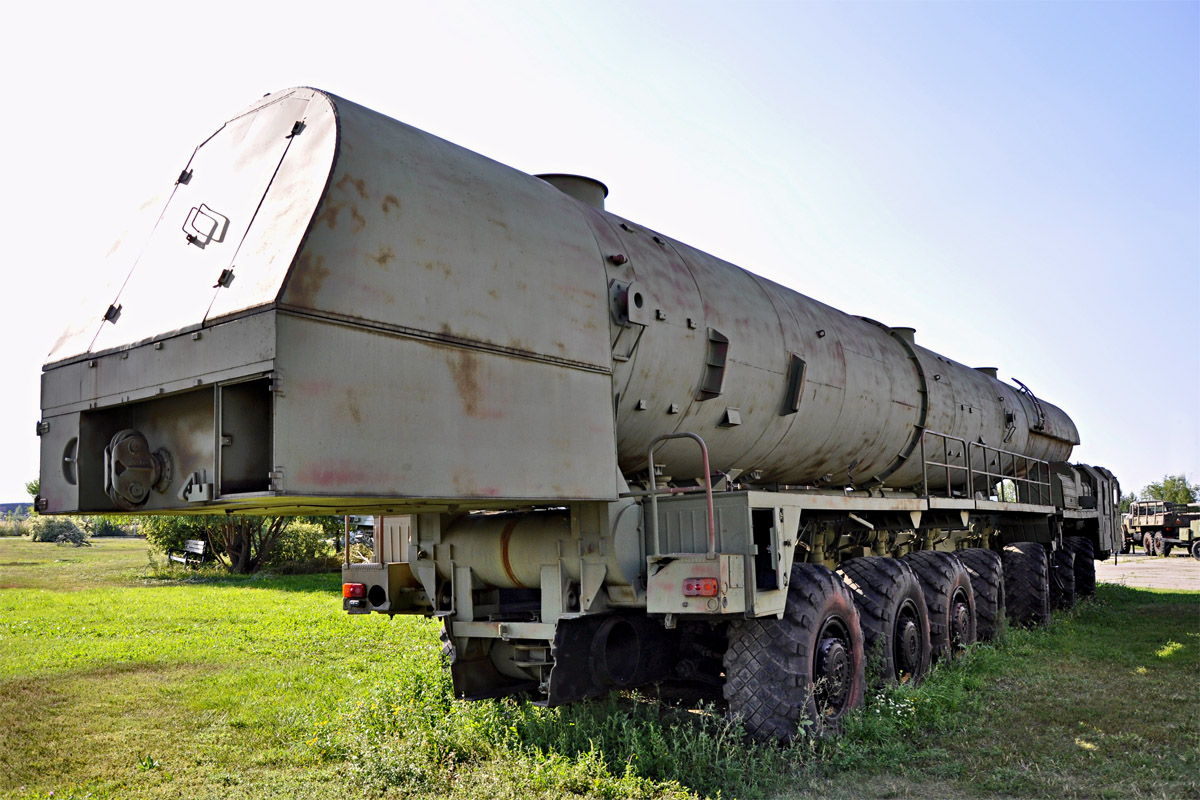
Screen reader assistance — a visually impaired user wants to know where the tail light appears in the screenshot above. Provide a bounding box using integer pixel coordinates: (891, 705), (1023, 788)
(343, 583), (366, 598)
(682, 577), (720, 597)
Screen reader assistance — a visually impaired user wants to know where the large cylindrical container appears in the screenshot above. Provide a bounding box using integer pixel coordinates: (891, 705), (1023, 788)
(39, 88), (1077, 514)
(588, 205), (1080, 486)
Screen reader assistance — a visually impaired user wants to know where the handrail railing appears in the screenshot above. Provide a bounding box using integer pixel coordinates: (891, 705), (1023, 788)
(646, 432), (716, 559)
(968, 441), (1052, 506)
(920, 430), (1052, 506)
(920, 431), (970, 497)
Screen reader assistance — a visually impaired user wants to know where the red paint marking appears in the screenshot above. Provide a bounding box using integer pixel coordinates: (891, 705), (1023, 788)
(297, 460), (375, 488)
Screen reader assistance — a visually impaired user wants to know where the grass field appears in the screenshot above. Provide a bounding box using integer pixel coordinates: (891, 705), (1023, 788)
(1, 537), (1196, 800)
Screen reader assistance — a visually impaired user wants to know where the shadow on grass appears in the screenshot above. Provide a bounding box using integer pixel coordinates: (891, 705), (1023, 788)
(140, 566), (342, 594)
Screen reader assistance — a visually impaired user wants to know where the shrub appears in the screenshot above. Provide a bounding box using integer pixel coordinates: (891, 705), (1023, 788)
(88, 517), (129, 537)
(141, 515), (215, 555)
(0, 519), (29, 537)
(30, 516), (86, 544)
(265, 521), (340, 573)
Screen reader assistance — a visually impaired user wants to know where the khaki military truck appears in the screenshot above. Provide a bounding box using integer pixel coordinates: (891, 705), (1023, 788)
(1122, 501), (1200, 558)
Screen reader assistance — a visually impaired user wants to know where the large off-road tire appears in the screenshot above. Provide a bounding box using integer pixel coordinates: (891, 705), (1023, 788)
(836, 557), (930, 686)
(724, 563), (865, 741)
(1154, 533), (1173, 557)
(1003, 542), (1050, 627)
(1143, 532), (1154, 555)
(956, 548), (1005, 641)
(1191, 540), (1200, 561)
(902, 551), (976, 661)
(1049, 547), (1076, 610)
(1063, 536), (1096, 596)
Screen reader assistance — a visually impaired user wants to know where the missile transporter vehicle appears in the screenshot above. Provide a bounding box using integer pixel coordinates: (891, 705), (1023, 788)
(37, 88), (1122, 740)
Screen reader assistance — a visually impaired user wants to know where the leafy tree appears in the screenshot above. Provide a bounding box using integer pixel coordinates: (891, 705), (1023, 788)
(1141, 474), (1199, 505)
(212, 517), (289, 574)
(25, 479), (39, 515)
(297, 515), (347, 538)
(1119, 492), (1136, 514)
(141, 515), (331, 574)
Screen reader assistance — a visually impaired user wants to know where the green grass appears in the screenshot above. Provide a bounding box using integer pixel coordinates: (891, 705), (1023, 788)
(1, 537), (1196, 799)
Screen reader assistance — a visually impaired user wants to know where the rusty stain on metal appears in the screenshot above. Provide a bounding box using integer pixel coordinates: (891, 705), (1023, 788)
(344, 389), (362, 425)
(373, 246), (395, 267)
(284, 252), (330, 306)
(315, 203), (341, 230)
(336, 173), (368, 199)
(381, 194), (400, 214)
(447, 347), (484, 418)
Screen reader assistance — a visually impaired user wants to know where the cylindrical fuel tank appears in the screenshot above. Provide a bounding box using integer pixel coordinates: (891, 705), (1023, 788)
(593, 202), (1080, 485)
(573, 181), (1079, 490)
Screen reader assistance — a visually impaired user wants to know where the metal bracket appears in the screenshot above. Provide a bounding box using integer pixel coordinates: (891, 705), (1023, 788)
(178, 469), (212, 503)
(182, 204), (229, 249)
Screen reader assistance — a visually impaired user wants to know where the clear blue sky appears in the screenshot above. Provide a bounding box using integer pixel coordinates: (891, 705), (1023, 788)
(2, 0), (1196, 503)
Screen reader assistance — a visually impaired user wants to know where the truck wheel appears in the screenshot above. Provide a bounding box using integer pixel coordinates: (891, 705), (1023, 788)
(836, 557), (930, 685)
(956, 548), (1005, 641)
(1049, 547), (1076, 610)
(1191, 540), (1200, 561)
(903, 551), (976, 661)
(1154, 532), (1170, 557)
(724, 563), (864, 741)
(1063, 536), (1096, 596)
(1143, 533), (1154, 555)
(1003, 542), (1050, 627)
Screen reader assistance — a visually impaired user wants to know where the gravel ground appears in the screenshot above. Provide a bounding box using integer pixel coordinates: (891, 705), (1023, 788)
(1094, 551), (1200, 591)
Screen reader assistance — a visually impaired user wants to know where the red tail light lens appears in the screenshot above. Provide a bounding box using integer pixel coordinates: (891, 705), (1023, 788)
(682, 577), (719, 597)
(343, 583), (366, 598)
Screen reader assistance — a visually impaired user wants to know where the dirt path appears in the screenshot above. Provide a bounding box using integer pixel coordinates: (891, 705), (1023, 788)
(1094, 552), (1200, 591)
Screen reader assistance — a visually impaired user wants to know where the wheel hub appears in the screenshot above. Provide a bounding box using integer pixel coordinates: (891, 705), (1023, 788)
(814, 628), (851, 716)
(895, 610), (922, 681)
(949, 592), (971, 651)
